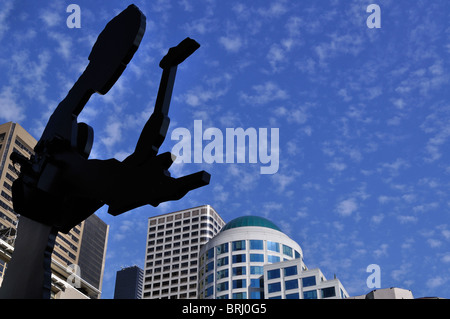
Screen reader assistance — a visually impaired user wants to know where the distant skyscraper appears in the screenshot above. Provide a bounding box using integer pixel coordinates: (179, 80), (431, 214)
(114, 265), (144, 299)
(143, 205), (225, 299)
(0, 122), (109, 299)
(77, 213), (109, 297)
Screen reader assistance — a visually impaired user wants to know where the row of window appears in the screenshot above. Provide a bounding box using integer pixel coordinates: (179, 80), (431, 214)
(268, 287), (338, 299)
(267, 274), (317, 290)
(145, 276), (197, 289)
(203, 252), (289, 273)
(267, 265), (301, 280)
(201, 264), (265, 278)
(205, 241), (299, 260)
(149, 215), (221, 231)
(145, 269), (196, 282)
(148, 244), (199, 258)
(149, 222), (215, 238)
(203, 287), (258, 299)
(143, 288), (197, 299)
(148, 230), (215, 246)
(149, 209), (224, 229)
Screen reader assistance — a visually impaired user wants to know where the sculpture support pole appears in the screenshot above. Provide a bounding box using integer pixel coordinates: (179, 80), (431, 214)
(0, 216), (57, 299)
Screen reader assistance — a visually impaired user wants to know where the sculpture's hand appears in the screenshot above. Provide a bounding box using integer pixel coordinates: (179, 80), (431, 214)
(104, 37), (209, 216)
(107, 152), (210, 216)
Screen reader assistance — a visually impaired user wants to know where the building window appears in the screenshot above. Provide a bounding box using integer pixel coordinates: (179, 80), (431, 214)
(207, 248), (214, 260)
(250, 278), (263, 288)
(267, 255), (280, 263)
(232, 266), (246, 276)
(250, 291), (263, 299)
(303, 290), (317, 299)
(286, 292), (300, 299)
(232, 254), (246, 263)
(217, 281), (229, 292)
(285, 279), (299, 290)
(249, 240), (263, 250)
(206, 273), (214, 285)
(250, 266), (263, 275)
(282, 245), (293, 257)
(232, 240), (246, 251)
(217, 269), (229, 280)
(321, 287), (336, 298)
(284, 265), (297, 277)
(267, 268), (280, 280)
(206, 261), (214, 272)
(268, 282), (281, 293)
(216, 243), (229, 255)
(302, 276), (316, 288)
(217, 256), (229, 267)
(232, 292), (247, 299)
(232, 279), (246, 289)
(206, 286), (214, 298)
(250, 254), (264, 262)
(267, 241), (279, 252)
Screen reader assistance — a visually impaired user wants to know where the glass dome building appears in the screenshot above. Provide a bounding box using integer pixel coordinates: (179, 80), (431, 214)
(198, 216), (305, 299)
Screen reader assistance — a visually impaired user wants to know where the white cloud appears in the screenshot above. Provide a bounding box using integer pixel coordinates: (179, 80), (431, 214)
(374, 244), (388, 258)
(48, 32), (73, 61)
(427, 238), (442, 248)
(218, 36), (242, 53)
(426, 276), (447, 289)
(240, 81), (288, 105)
(371, 214), (384, 224)
(185, 17), (216, 35)
(271, 172), (296, 193)
(336, 198), (358, 217)
(315, 33), (364, 63)
(0, 2), (13, 41)
(101, 119), (122, 148)
(327, 161), (347, 172)
(257, 1), (288, 18)
(441, 253), (450, 263)
(40, 8), (63, 28)
(397, 215), (418, 224)
(0, 86), (26, 122)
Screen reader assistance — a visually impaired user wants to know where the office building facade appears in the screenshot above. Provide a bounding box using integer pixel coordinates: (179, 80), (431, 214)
(198, 215), (348, 299)
(264, 259), (348, 299)
(114, 265), (144, 299)
(143, 205), (225, 299)
(0, 122), (109, 298)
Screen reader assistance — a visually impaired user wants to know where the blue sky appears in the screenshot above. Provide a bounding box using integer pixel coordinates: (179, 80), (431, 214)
(1, 0), (450, 299)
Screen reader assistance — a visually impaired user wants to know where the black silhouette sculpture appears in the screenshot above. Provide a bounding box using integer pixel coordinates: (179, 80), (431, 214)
(0, 4), (210, 298)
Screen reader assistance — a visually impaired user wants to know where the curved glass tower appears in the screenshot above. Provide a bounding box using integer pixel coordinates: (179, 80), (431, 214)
(198, 216), (304, 299)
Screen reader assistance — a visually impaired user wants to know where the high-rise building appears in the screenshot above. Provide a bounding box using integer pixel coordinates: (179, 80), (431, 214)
(0, 122), (109, 299)
(77, 213), (109, 297)
(114, 265), (144, 299)
(198, 215), (349, 299)
(143, 205), (225, 299)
